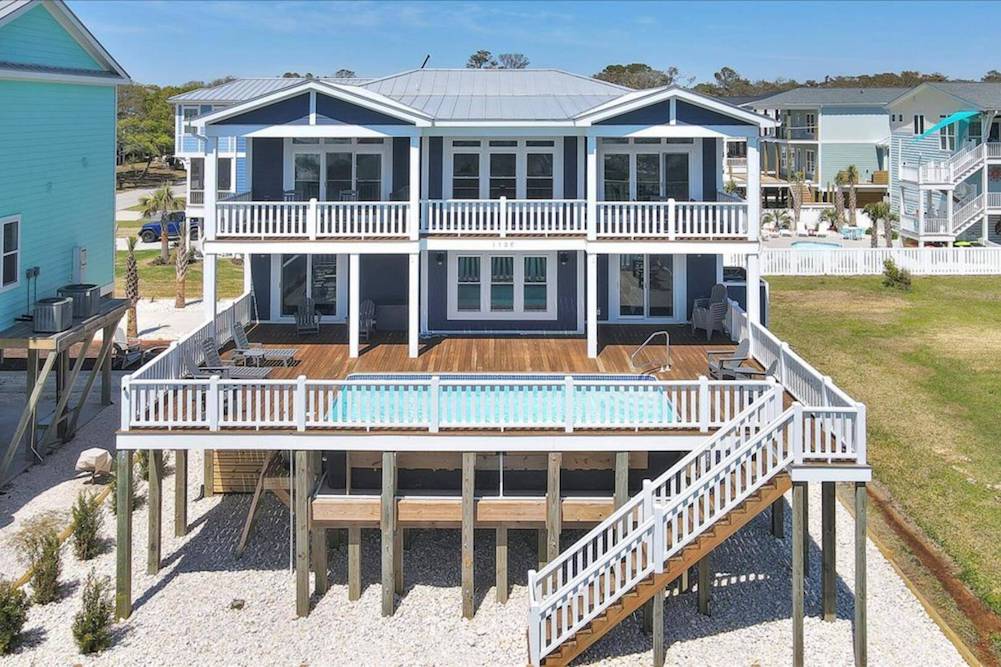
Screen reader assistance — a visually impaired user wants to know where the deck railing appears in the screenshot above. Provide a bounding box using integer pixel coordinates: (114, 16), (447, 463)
(594, 200), (748, 239)
(724, 248), (1001, 276)
(902, 142), (1001, 185)
(421, 198), (586, 236)
(215, 198), (411, 239)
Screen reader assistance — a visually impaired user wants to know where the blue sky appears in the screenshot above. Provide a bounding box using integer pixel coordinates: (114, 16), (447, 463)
(73, 1), (1001, 86)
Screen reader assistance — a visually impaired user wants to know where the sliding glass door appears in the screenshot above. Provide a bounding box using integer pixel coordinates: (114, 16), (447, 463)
(616, 254), (676, 319)
(279, 254), (342, 319)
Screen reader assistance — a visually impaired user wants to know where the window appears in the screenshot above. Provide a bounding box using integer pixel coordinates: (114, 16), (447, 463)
(636, 154), (661, 201)
(181, 106), (199, 135)
(913, 114), (925, 135)
(189, 158), (204, 205)
(939, 116), (956, 151)
(452, 153), (480, 199)
(326, 152), (352, 200)
(292, 138), (320, 145)
(615, 254), (676, 319)
(603, 154), (629, 201)
(805, 149), (816, 176)
(217, 157), (232, 192)
(322, 150), (382, 201)
(805, 113), (817, 135)
(446, 138), (560, 199)
(294, 153), (321, 200)
(448, 252), (557, 320)
(489, 153), (516, 199)
(526, 153), (554, 199)
(664, 154), (689, 200)
(1, 216), (18, 289)
(969, 118), (983, 145)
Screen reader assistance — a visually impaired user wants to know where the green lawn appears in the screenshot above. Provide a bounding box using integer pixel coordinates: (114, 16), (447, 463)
(769, 276), (1001, 623)
(115, 220), (142, 238)
(114, 249), (244, 300)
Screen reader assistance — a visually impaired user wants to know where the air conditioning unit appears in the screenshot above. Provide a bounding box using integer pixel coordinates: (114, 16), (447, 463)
(58, 283), (102, 319)
(34, 297), (74, 333)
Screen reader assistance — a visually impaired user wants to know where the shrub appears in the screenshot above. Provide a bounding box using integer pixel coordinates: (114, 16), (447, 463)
(135, 450), (149, 481)
(71, 491), (105, 561)
(72, 570), (113, 655)
(0, 578), (30, 655)
(882, 259), (912, 291)
(108, 457), (139, 516)
(13, 513), (62, 605)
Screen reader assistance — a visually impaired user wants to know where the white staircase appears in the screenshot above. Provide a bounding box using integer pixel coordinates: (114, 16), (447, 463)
(526, 383), (866, 666)
(952, 193), (987, 237)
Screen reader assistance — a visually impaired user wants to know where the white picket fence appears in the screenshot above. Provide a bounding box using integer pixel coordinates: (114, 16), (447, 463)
(724, 248), (1001, 276)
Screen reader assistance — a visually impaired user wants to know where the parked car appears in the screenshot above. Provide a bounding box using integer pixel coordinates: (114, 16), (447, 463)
(139, 212), (200, 243)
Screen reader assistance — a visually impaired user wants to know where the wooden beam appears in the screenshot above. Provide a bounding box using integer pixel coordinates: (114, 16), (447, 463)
(771, 495), (785, 539)
(652, 588), (665, 667)
(394, 526), (403, 595)
(115, 450), (133, 620)
(147, 451), (162, 575)
(461, 451), (475, 619)
(821, 481), (836, 622)
(66, 330), (116, 436)
(0, 349), (57, 483)
(614, 451), (629, 508)
(546, 452), (561, 562)
(294, 450), (310, 617)
(203, 449), (215, 497)
(537, 528), (546, 569)
(101, 323), (113, 406)
(348, 526), (361, 601)
(697, 553), (711, 616)
(802, 481), (810, 573)
(312, 526), (328, 596)
(381, 451), (396, 616)
(24, 349), (38, 463)
(174, 450), (188, 537)
(854, 482), (868, 667)
(792, 481), (806, 667)
(495, 526), (508, 604)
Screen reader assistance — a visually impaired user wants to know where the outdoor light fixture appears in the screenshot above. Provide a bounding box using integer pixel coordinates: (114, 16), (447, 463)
(559, 252), (569, 266)
(435, 252), (445, 265)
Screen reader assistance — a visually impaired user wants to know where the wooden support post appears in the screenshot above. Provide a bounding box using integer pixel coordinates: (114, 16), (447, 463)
(822, 481), (837, 622)
(461, 452), (476, 619)
(101, 323), (114, 406)
(614, 451), (629, 508)
(381, 451), (396, 617)
(854, 482), (868, 667)
(642, 598), (654, 634)
(792, 481), (806, 667)
(802, 481), (810, 573)
(394, 526), (403, 595)
(55, 350), (68, 442)
(348, 526), (362, 602)
(174, 449), (187, 537)
(203, 449), (214, 497)
(496, 526), (508, 604)
(115, 450), (133, 620)
(24, 350), (38, 462)
(537, 529), (546, 569)
(294, 450), (310, 618)
(652, 588), (665, 667)
(147, 451), (162, 575)
(771, 495), (785, 538)
(546, 452), (561, 562)
(697, 553), (711, 616)
(312, 525), (328, 596)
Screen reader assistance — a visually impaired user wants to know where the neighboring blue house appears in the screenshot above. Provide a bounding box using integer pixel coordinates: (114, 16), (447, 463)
(0, 0), (129, 329)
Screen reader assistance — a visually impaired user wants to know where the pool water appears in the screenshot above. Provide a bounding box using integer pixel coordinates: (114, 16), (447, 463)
(791, 241), (841, 250)
(329, 373), (676, 428)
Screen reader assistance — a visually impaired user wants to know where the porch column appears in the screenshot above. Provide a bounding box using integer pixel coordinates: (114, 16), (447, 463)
(349, 253), (360, 358)
(114, 450), (133, 620)
(586, 136), (597, 240)
(243, 253), (252, 294)
(746, 252), (761, 326)
(586, 252), (598, 358)
(854, 482), (868, 666)
(204, 135), (218, 242)
(747, 135), (761, 242)
(409, 135), (420, 241)
(203, 254), (218, 325)
(408, 253), (419, 358)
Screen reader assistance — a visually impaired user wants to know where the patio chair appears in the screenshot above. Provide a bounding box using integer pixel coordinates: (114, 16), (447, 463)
(296, 297), (320, 337)
(707, 338), (752, 380)
(112, 326), (145, 370)
(722, 359), (778, 381)
(359, 299), (376, 342)
(200, 337), (272, 379)
(691, 283), (728, 341)
(232, 321), (296, 367)
(180, 347), (230, 379)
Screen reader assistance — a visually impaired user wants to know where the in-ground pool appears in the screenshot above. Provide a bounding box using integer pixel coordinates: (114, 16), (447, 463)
(328, 373), (676, 428)
(791, 241), (841, 250)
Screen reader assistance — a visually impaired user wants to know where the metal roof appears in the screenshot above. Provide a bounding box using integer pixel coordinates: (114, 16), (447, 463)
(170, 77), (368, 103)
(748, 87), (906, 109)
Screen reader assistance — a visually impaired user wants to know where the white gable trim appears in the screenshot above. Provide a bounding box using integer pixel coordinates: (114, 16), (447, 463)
(575, 87), (777, 128)
(194, 80), (431, 129)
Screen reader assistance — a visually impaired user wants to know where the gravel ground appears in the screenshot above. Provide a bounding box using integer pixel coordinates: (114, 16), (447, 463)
(0, 420), (966, 665)
(134, 298), (234, 341)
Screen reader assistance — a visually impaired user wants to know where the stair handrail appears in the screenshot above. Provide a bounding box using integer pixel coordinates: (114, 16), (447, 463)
(952, 193), (986, 234)
(528, 382), (782, 604)
(629, 330), (671, 372)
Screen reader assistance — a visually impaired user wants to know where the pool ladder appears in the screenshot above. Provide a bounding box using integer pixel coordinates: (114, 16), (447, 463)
(630, 331), (671, 373)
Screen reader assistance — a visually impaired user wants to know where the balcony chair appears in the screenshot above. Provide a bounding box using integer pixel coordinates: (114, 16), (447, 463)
(707, 338), (751, 380)
(112, 326), (145, 370)
(198, 337), (272, 379)
(691, 283), (728, 341)
(296, 297), (321, 337)
(721, 359), (779, 381)
(359, 299), (376, 342)
(339, 189), (359, 201)
(232, 321), (296, 367)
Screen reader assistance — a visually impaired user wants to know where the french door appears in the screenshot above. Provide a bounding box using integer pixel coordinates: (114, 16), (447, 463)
(615, 254), (679, 320)
(276, 254), (344, 320)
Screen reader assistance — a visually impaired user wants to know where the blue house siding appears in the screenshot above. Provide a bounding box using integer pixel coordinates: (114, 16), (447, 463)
(685, 254), (718, 319)
(563, 136), (578, 198)
(392, 137), (409, 197)
(676, 101), (752, 127)
(316, 94), (411, 126)
(702, 139), (718, 201)
(819, 143), (881, 189)
(235, 155), (248, 193)
(0, 81), (116, 328)
(597, 101), (669, 126)
(0, 4), (102, 70)
(249, 138), (283, 200)
(218, 94), (309, 126)
(428, 136), (443, 199)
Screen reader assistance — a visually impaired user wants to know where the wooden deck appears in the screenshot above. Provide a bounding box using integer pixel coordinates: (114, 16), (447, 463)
(242, 324), (736, 381)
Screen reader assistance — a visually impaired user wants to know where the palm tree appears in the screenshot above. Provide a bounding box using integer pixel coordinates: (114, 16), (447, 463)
(844, 165), (860, 228)
(174, 222), (189, 308)
(788, 171), (806, 226)
(819, 207), (841, 232)
(125, 237), (140, 338)
(138, 185), (181, 264)
(762, 209), (793, 233)
(833, 170), (848, 227)
(863, 201), (899, 248)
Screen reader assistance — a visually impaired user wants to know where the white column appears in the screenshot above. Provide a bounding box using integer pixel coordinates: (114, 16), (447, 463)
(746, 252), (761, 327)
(586, 136), (598, 240)
(746, 135), (761, 242)
(983, 164), (990, 243)
(409, 135), (420, 241)
(243, 253), (252, 294)
(349, 253), (360, 358)
(419, 249), (429, 334)
(946, 190), (954, 239)
(586, 252), (598, 358)
(408, 252), (419, 358)
(203, 253), (217, 324)
(204, 136), (218, 241)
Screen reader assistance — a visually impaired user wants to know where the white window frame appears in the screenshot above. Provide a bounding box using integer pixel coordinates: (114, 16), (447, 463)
(446, 251), (558, 321)
(268, 253), (347, 323)
(605, 253), (688, 324)
(0, 214), (20, 293)
(442, 138), (563, 200)
(805, 149), (816, 176)
(913, 114), (925, 135)
(596, 138), (701, 202)
(284, 138), (392, 201)
(188, 156), (236, 205)
(805, 112), (817, 136)
(939, 115), (956, 151)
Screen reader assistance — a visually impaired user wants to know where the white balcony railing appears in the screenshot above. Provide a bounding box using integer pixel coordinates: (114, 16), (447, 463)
(215, 198), (411, 239)
(595, 200), (748, 239)
(421, 198), (586, 236)
(902, 142), (1001, 186)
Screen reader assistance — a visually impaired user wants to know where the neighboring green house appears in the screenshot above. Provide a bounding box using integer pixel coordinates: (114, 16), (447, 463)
(0, 0), (128, 329)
